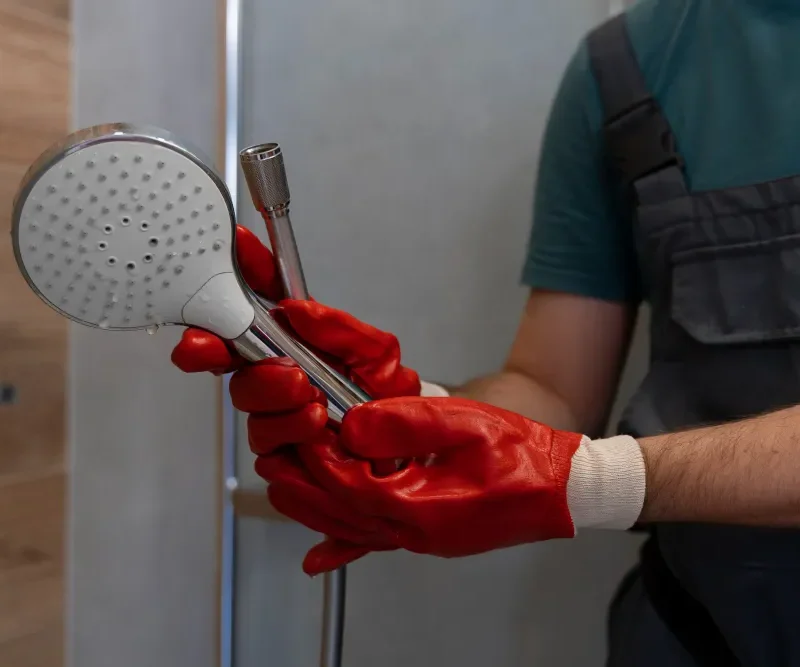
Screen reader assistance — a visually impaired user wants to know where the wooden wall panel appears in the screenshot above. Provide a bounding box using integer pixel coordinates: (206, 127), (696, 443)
(0, 1), (70, 665)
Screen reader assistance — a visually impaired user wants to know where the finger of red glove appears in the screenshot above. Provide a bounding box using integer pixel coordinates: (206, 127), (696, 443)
(267, 483), (376, 546)
(293, 436), (401, 519)
(234, 225), (284, 302)
(229, 357), (316, 413)
(302, 539), (390, 576)
(341, 397), (497, 460)
(247, 403), (329, 455)
(171, 329), (245, 374)
(277, 300), (394, 366)
(352, 362), (421, 401)
(278, 300), (420, 398)
(258, 443), (388, 536)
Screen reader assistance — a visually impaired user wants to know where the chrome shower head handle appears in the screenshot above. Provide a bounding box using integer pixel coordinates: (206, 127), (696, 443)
(12, 123), (368, 421)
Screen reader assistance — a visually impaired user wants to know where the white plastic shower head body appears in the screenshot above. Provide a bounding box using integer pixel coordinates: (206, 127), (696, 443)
(12, 123), (369, 421)
(13, 124), (253, 339)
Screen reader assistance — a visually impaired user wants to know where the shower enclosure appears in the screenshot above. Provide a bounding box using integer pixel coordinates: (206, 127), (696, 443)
(70, 1), (644, 666)
(221, 1), (644, 666)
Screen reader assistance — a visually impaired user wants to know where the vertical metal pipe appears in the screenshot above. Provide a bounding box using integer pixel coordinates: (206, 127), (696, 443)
(240, 144), (347, 667)
(239, 143), (308, 298)
(220, 0), (242, 665)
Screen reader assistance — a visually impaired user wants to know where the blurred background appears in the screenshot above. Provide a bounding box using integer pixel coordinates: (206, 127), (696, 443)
(0, 0), (645, 666)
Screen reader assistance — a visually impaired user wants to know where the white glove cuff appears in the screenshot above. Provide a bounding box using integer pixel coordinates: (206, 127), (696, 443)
(420, 381), (450, 397)
(566, 435), (646, 530)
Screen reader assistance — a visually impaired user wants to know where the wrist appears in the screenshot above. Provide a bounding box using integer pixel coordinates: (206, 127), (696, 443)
(566, 434), (646, 530)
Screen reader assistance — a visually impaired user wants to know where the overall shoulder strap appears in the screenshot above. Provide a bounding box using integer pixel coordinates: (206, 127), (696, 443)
(586, 14), (687, 205)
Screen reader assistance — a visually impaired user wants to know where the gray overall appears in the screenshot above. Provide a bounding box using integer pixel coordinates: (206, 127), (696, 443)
(587, 15), (800, 667)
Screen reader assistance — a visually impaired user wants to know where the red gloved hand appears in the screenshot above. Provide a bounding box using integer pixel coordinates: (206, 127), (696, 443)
(171, 225), (420, 399)
(260, 397), (584, 575)
(170, 225), (421, 570)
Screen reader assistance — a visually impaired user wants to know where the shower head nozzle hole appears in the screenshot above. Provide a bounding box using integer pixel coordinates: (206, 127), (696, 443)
(103, 224), (114, 234)
(98, 241), (108, 250)
(121, 216), (131, 226)
(140, 221), (150, 231)
(126, 261), (137, 271)
(107, 257), (118, 266)
(143, 254), (154, 263)
(148, 237), (159, 247)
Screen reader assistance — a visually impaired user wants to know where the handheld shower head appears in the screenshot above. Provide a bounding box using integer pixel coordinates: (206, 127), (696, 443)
(11, 122), (368, 420)
(13, 122), (247, 335)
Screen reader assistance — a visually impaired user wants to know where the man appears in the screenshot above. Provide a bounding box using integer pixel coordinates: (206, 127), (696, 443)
(174, 1), (800, 665)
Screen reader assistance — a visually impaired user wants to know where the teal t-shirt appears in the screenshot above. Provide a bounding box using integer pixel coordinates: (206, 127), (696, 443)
(522, 0), (800, 303)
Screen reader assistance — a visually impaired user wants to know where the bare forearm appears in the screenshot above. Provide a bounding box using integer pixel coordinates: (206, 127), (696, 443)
(449, 371), (581, 432)
(638, 405), (800, 526)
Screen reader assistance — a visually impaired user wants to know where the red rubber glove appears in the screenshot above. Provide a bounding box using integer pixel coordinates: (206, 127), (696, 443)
(260, 397), (583, 575)
(172, 225), (420, 398)
(170, 225), (420, 570)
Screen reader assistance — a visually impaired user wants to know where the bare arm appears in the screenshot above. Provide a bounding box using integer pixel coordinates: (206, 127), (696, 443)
(638, 406), (800, 527)
(452, 289), (636, 436)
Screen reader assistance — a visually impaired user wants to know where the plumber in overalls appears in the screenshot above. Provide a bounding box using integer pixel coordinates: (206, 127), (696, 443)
(174, 1), (800, 665)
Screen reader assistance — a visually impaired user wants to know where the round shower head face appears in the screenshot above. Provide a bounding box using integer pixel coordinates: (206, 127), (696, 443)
(12, 124), (252, 336)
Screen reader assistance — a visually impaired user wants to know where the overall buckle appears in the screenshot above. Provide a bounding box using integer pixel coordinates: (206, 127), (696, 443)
(604, 98), (684, 185)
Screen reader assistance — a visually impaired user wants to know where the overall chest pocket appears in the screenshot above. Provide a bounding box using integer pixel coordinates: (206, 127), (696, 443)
(671, 234), (800, 345)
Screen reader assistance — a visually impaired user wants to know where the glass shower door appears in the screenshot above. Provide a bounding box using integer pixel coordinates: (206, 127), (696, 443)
(223, 1), (641, 666)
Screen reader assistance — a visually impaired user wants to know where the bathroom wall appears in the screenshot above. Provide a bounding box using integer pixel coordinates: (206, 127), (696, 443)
(70, 1), (221, 666)
(71, 1), (646, 666)
(0, 2), (70, 665)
